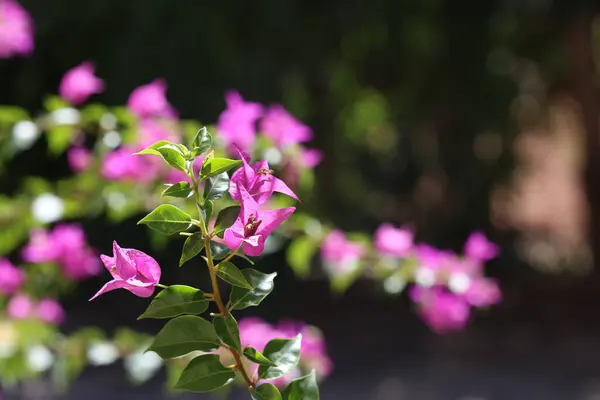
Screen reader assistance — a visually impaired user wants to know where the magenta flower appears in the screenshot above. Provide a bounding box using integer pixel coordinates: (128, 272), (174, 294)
(300, 148), (323, 168)
(36, 298), (65, 325)
(216, 91), (263, 154)
(410, 286), (470, 333)
(6, 294), (33, 320)
(464, 278), (501, 307)
(321, 230), (364, 273)
(230, 152), (298, 204)
(260, 105), (312, 149)
(67, 146), (93, 173)
(22, 228), (60, 263)
(0, 259), (24, 295)
(137, 119), (179, 147)
(126, 79), (176, 119)
(101, 147), (162, 182)
(374, 223), (413, 257)
(0, 0), (34, 59)
(463, 232), (499, 262)
(90, 241), (161, 300)
(58, 62), (104, 105)
(224, 187), (295, 257)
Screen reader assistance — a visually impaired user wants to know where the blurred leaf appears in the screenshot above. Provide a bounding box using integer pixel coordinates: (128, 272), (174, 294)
(258, 335), (302, 380)
(174, 354), (235, 392)
(286, 237), (317, 279)
(148, 316), (219, 359)
(47, 125), (76, 155)
(138, 204), (192, 235)
(139, 285), (209, 319)
(209, 241), (230, 260)
(281, 370), (319, 400)
(229, 269), (276, 310)
(253, 383), (282, 400)
(0, 106), (29, 124)
(43, 96), (70, 112)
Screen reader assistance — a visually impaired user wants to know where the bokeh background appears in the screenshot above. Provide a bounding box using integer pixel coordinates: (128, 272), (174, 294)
(3, 0), (600, 399)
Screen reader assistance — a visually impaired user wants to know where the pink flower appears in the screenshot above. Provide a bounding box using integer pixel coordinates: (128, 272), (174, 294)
(464, 278), (501, 307)
(137, 119), (179, 147)
(36, 298), (65, 325)
(410, 286), (470, 333)
(229, 152), (298, 204)
(0, 0), (34, 59)
(260, 105), (312, 149)
(0, 259), (24, 295)
(463, 232), (499, 262)
(58, 62), (104, 105)
(101, 146), (162, 182)
(67, 146), (93, 173)
(224, 187), (295, 257)
(6, 294), (33, 319)
(90, 241), (161, 300)
(300, 148), (323, 168)
(321, 230), (364, 272)
(239, 317), (276, 352)
(374, 223), (413, 257)
(126, 79), (176, 119)
(216, 91), (263, 154)
(21, 228), (59, 263)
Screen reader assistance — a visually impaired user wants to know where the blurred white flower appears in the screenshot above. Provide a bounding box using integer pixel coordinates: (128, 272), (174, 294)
(12, 121), (39, 150)
(99, 113), (117, 130)
(50, 108), (80, 125)
(87, 341), (119, 366)
(415, 268), (436, 288)
(263, 147), (282, 166)
(124, 349), (163, 383)
(448, 272), (472, 294)
(26, 344), (54, 372)
(32, 193), (64, 223)
(383, 275), (406, 294)
(103, 131), (121, 149)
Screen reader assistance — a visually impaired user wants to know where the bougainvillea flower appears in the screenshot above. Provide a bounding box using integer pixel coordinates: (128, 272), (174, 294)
(59, 61), (104, 105)
(374, 223), (413, 257)
(0, 0), (34, 59)
(229, 151), (298, 204)
(321, 230), (364, 273)
(67, 146), (93, 173)
(0, 259), (24, 295)
(101, 146), (162, 182)
(224, 187), (295, 256)
(216, 90), (263, 154)
(6, 294), (33, 320)
(36, 298), (65, 325)
(90, 241), (161, 300)
(463, 232), (499, 262)
(300, 147), (323, 168)
(409, 286), (470, 333)
(126, 79), (176, 118)
(464, 278), (502, 307)
(260, 105), (312, 149)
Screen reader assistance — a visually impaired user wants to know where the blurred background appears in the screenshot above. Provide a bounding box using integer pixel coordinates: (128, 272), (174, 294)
(3, 0), (600, 399)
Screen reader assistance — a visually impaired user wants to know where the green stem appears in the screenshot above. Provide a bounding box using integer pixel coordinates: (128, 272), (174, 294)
(155, 283), (169, 289)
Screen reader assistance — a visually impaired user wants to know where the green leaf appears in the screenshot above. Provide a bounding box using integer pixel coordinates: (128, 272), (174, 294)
(252, 384), (282, 400)
(193, 127), (213, 156)
(215, 261), (252, 289)
(230, 269), (276, 310)
(147, 316), (218, 358)
(286, 237), (317, 279)
(138, 204), (192, 235)
(47, 125), (75, 155)
(179, 233), (205, 267)
(204, 172), (230, 201)
(243, 347), (277, 367)
(155, 144), (187, 171)
(213, 315), (242, 352)
(138, 285), (208, 319)
(258, 335), (302, 380)
(162, 181), (193, 198)
(174, 354), (235, 393)
(281, 370), (319, 400)
(135, 140), (173, 156)
(201, 157), (241, 178)
(210, 241), (230, 260)
(200, 199), (214, 224)
(214, 206), (240, 237)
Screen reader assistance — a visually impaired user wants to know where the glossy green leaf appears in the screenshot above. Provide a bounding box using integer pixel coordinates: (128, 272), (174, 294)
(230, 269), (276, 310)
(243, 347), (277, 367)
(286, 237), (317, 279)
(252, 384), (282, 400)
(215, 261), (252, 289)
(258, 335), (302, 380)
(135, 140), (173, 156)
(147, 316), (218, 358)
(179, 233), (205, 267)
(138, 285), (208, 319)
(213, 315), (242, 352)
(210, 241), (229, 260)
(214, 206), (240, 237)
(193, 127), (213, 156)
(204, 172), (230, 201)
(174, 354), (235, 392)
(156, 144), (187, 171)
(201, 157), (241, 178)
(162, 181), (193, 198)
(281, 370), (319, 400)
(138, 204), (192, 235)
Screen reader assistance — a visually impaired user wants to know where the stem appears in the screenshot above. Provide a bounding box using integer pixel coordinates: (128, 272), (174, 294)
(204, 234), (256, 390)
(155, 283), (169, 289)
(216, 248), (240, 267)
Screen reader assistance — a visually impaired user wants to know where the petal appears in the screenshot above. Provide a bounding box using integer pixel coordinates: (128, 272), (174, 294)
(112, 241), (137, 280)
(224, 227), (245, 251)
(270, 176), (299, 201)
(89, 279), (126, 301)
(257, 207), (296, 238)
(123, 281), (156, 298)
(126, 249), (161, 283)
(243, 236), (266, 257)
(239, 186), (259, 222)
(229, 168), (243, 201)
(100, 254), (117, 277)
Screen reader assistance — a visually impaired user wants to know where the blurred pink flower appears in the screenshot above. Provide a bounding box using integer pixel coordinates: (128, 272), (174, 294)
(0, 0), (34, 58)
(300, 148), (323, 168)
(58, 62), (104, 105)
(90, 241), (161, 300)
(216, 91), (263, 154)
(6, 294), (33, 319)
(0, 259), (24, 295)
(21, 228), (60, 263)
(261, 105), (312, 149)
(463, 232), (499, 262)
(410, 286), (470, 333)
(67, 146), (93, 173)
(464, 278), (501, 307)
(126, 79), (176, 119)
(101, 146), (162, 182)
(374, 223), (413, 257)
(36, 298), (65, 325)
(321, 230), (364, 272)
(137, 118), (179, 147)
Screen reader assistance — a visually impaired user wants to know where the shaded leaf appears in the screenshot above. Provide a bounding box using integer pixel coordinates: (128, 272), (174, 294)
(204, 172), (230, 201)
(281, 370), (319, 400)
(243, 347), (277, 367)
(180, 233), (204, 267)
(214, 206), (240, 237)
(138, 205), (192, 235)
(174, 354), (235, 392)
(230, 269), (276, 310)
(138, 285), (208, 319)
(252, 384), (282, 400)
(258, 335), (302, 380)
(148, 316), (218, 358)
(215, 262), (252, 289)
(213, 315), (242, 352)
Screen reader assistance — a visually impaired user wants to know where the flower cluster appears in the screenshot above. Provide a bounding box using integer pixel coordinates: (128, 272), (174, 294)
(0, 0), (34, 59)
(6, 294), (65, 325)
(22, 223), (101, 280)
